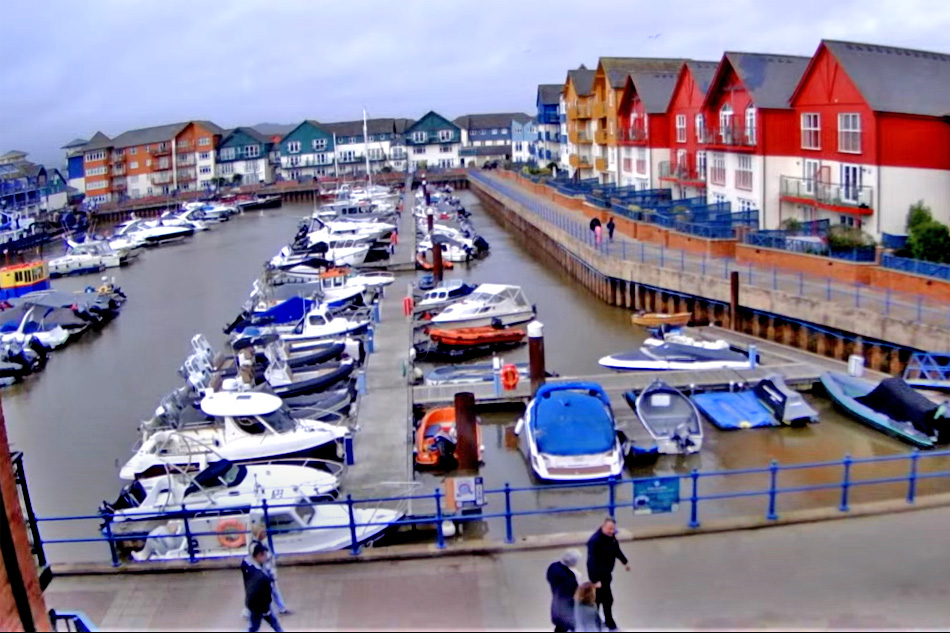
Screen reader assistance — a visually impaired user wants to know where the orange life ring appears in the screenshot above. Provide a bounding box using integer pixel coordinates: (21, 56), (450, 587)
(501, 364), (520, 391)
(216, 519), (247, 549)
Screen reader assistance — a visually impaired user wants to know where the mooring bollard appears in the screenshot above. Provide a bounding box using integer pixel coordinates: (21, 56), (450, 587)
(492, 355), (502, 396)
(372, 302), (381, 324)
(367, 326), (376, 353)
(528, 320), (546, 395)
(748, 344), (757, 369)
(454, 392), (479, 473)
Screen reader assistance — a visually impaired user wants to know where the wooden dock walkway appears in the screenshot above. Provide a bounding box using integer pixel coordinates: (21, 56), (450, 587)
(344, 181), (417, 494)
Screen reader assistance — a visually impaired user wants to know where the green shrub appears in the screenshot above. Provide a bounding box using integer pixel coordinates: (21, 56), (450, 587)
(781, 218), (802, 233)
(906, 201), (933, 233)
(826, 225), (874, 251)
(908, 221), (950, 264)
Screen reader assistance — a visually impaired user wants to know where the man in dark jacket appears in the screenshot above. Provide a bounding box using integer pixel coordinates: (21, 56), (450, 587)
(242, 543), (283, 632)
(546, 548), (581, 631)
(586, 517), (629, 631)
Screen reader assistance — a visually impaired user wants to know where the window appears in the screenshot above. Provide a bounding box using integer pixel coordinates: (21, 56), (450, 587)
(840, 164), (863, 203)
(312, 138), (327, 151)
(712, 192), (727, 204)
(199, 152), (211, 160)
(289, 155), (300, 167)
(85, 166), (107, 176)
(339, 150), (355, 163)
(199, 166), (212, 174)
(86, 180), (108, 190)
(220, 148), (236, 160)
(287, 141), (301, 153)
(129, 161), (139, 169)
(514, 143), (522, 152)
(801, 113), (820, 150)
(501, 128), (508, 135)
(438, 130), (453, 142)
(178, 139), (191, 149)
(220, 163), (234, 175)
(675, 115), (686, 143)
(737, 198), (756, 212)
(710, 152), (726, 185)
(413, 147), (425, 154)
(440, 145), (452, 153)
(146, 159), (151, 167)
(129, 147), (137, 155)
(85, 151), (106, 162)
(745, 106), (756, 144)
(695, 114), (705, 142)
(696, 150), (707, 180)
(622, 157), (632, 172)
(736, 155), (753, 190)
(198, 137), (211, 146)
(243, 145), (260, 158)
(838, 113), (861, 153)
(244, 161), (256, 172)
(636, 147), (647, 175)
(803, 159), (820, 195)
(412, 131), (428, 143)
(719, 104), (734, 140)
(675, 149), (687, 176)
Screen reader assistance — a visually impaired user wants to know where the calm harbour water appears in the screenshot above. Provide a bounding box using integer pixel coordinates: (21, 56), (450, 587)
(4, 191), (947, 561)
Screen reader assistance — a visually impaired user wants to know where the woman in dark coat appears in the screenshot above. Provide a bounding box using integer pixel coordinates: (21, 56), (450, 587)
(546, 548), (581, 632)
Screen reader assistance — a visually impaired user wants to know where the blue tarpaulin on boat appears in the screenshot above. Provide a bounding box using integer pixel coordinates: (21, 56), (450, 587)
(252, 296), (314, 325)
(532, 389), (616, 456)
(691, 391), (778, 430)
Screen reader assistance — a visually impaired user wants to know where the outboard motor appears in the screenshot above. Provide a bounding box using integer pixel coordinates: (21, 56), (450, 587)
(223, 310), (250, 335)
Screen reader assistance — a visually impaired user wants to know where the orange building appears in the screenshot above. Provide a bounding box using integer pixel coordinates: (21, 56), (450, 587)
(564, 65), (595, 178)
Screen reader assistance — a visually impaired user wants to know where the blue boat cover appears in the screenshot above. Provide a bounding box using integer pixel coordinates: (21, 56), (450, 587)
(253, 296), (314, 325)
(532, 388), (616, 456)
(691, 391), (778, 430)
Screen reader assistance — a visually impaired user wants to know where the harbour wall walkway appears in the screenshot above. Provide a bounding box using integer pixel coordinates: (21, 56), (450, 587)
(468, 171), (950, 372)
(44, 502), (950, 629)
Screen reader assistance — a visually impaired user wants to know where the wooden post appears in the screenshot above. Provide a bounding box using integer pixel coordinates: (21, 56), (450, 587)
(432, 245), (444, 284)
(454, 392), (479, 473)
(730, 270), (740, 331)
(528, 320), (546, 395)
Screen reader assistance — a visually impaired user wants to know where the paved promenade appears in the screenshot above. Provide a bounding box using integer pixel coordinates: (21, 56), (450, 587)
(46, 506), (949, 630)
(472, 171), (950, 330)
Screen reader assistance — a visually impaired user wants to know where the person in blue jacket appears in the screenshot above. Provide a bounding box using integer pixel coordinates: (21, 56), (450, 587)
(546, 548), (581, 631)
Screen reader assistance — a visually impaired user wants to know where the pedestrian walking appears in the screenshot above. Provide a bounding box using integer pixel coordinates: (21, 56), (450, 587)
(589, 217), (601, 237)
(586, 517), (629, 631)
(242, 524), (290, 619)
(574, 582), (604, 632)
(594, 224), (603, 245)
(606, 217), (616, 241)
(546, 548), (581, 632)
(242, 543), (284, 632)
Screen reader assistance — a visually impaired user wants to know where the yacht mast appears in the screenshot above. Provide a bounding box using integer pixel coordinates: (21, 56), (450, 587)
(363, 107), (373, 188)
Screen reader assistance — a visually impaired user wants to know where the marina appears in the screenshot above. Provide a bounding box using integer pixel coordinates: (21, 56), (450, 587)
(3, 179), (949, 570)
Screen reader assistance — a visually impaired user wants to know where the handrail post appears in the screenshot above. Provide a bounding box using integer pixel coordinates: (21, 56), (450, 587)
(906, 450), (919, 504)
(688, 469), (700, 528)
(262, 499), (276, 556)
(181, 505), (196, 563)
(346, 494), (360, 556)
(839, 454), (852, 512)
(607, 477), (617, 517)
(504, 483), (514, 544)
(434, 488), (445, 550)
(103, 514), (119, 567)
(766, 459), (779, 521)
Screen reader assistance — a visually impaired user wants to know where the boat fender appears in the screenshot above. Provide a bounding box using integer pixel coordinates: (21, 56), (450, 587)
(215, 519), (246, 548)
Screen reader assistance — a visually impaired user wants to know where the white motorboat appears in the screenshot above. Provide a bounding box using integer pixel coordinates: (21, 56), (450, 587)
(415, 280), (477, 313)
(305, 215), (395, 244)
(47, 248), (106, 278)
(183, 201), (236, 220)
(417, 236), (474, 263)
(431, 284), (535, 328)
(599, 342), (751, 371)
(121, 391), (349, 480)
(271, 241), (370, 268)
(513, 382), (624, 482)
(112, 217), (194, 247)
(156, 208), (213, 231)
(279, 306), (371, 343)
(316, 200), (396, 223)
(105, 458), (343, 537)
(627, 380), (704, 454)
(65, 238), (134, 267)
(1, 305), (71, 350)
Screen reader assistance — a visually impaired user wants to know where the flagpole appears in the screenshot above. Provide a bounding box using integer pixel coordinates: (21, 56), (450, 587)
(363, 107), (373, 188)
(332, 132), (340, 183)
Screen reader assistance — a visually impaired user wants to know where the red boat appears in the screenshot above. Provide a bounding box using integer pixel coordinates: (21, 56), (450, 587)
(428, 326), (526, 347)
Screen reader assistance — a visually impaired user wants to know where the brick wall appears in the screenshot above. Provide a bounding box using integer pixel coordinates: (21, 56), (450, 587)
(871, 267), (950, 302)
(736, 244), (875, 285)
(668, 231), (738, 258)
(635, 222), (670, 247)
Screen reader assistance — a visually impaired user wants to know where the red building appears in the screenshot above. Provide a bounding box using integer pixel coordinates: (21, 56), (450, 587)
(783, 40), (950, 236)
(661, 60), (719, 199)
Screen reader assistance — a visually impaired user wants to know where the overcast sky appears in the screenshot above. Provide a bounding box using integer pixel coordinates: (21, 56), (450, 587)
(2, 0), (949, 166)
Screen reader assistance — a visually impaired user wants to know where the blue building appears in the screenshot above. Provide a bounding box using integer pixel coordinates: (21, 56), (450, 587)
(454, 112), (532, 167)
(217, 127), (275, 184)
(511, 117), (537, 164)
(534, 84), (563, 166)
(0, 151), (68, 216)
(404, 111), (462, 172)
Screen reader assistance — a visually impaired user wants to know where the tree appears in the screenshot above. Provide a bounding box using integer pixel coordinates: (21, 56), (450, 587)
(906, 201), (933, 233)
(908, 221), (950, 264)
(231, 174), (243, 185)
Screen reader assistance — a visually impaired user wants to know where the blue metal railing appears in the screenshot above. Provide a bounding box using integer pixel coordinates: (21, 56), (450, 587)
(902, 352), (950, 388)
(50, 610), (98, 632)
(745, 231), (876, 262)
(469, 170), (950, 329)
(881, 254), (950, 281)
(33, 448), (950, 566)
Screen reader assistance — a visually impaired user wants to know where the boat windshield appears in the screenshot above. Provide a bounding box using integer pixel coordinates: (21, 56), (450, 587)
(260, 408), (298, 433)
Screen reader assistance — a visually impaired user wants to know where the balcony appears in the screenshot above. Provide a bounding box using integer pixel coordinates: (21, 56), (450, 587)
(595, 156), (608, 172)
(780, 176), (874, 215)
(151, 174), (173, 185)
(569, 129), (593, 144)
(594, 128), (609, 145)
(153, 162), (172, 171)
(177, 171), (196, 183)
(569, 154), (593, 169)
(592, 100), (606, 119)
(702, 124), (756, 149)
(111, 156), (125, 166)
(151, 146), (171, 157)
(659, 160), (706, 187)
(113, 181), (127, 190)
(177, 155), (195, 167)
(617, 127), (648, 145)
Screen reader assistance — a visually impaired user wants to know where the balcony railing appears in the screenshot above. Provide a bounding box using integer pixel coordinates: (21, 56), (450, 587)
(177, 171), (197, 182)
(153, 162), (171, 171)
(569, 129), (593, 144)
(592, 101), (606, 119)
(576, 103), (591, 119)
(659, 160), (707, 185)
(177, 156), (195, 167)
(569, 154), (592, 169)
(617, 128), (647, 144)
(111, 156), (125, 166)
(113, 181), (127, 190)
(151, 174), (173, 185)
(151, 146), (171, 157)
(595, 156), (608, 172)
(780, 176), (874, 212)
(703, 124), (756, 148)
(594, 128), (608, 144)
